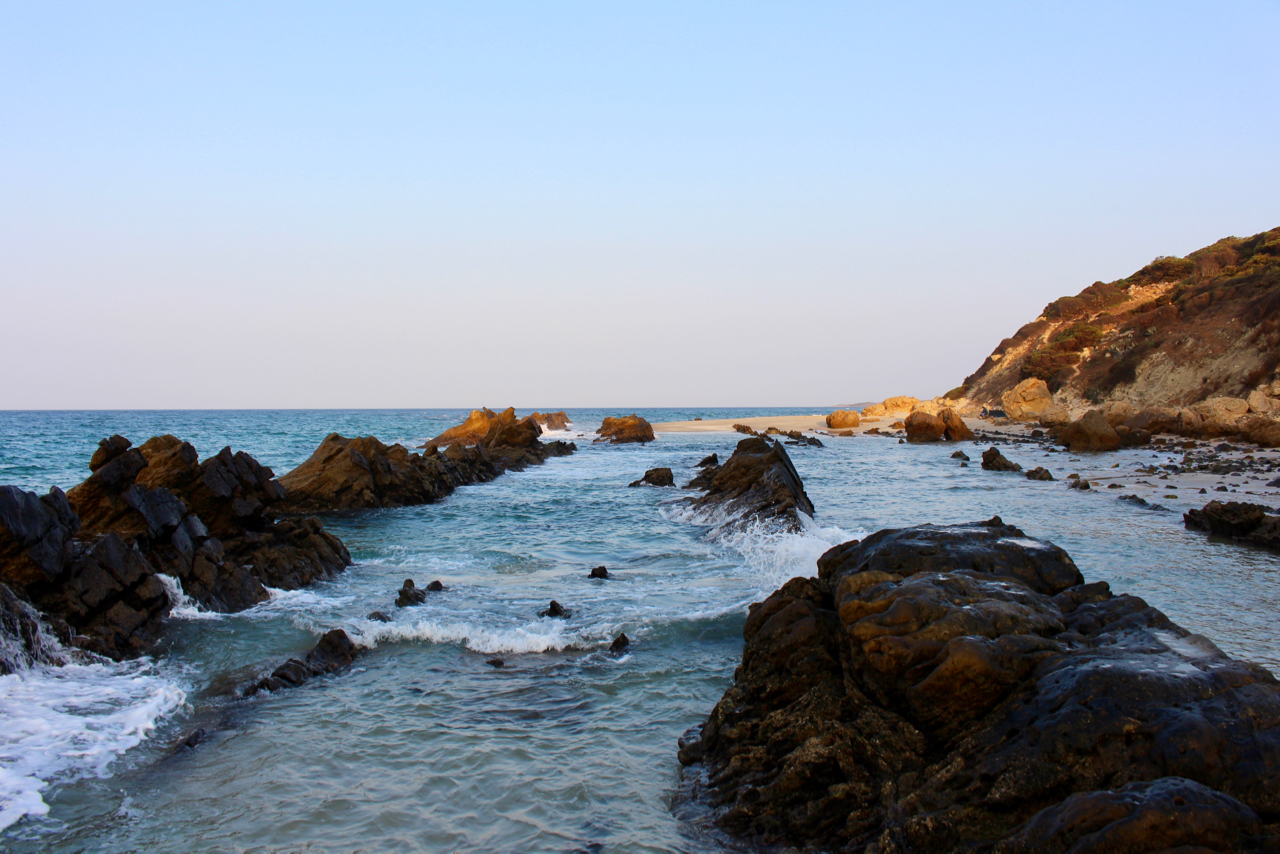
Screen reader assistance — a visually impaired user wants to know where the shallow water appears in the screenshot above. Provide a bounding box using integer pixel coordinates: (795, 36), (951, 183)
(1, 409), (1278, 852)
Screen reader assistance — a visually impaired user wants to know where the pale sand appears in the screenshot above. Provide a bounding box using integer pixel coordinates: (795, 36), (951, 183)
(652, 415), (829, 433)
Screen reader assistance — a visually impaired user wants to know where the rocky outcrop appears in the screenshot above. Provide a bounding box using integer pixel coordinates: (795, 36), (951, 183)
(1184, 500), (1280, 549)
(938, 407), (975, 441)
(1002, 378), (1053, 421)
(826, 410), (861, 429)
(595, 414), (655, 444)
(629, 468), (674, 487)
(0, 581), (66, 674)
(244, 629), (361, 695)
(684, 437), (814, 531)
(282, 415), (575, 513)
(0, 435), (352, 659)
(427, 407), (501, 446)
(674, 518), (1280, 852)
(959, 227), (1280, 417)
(529, 411), (571, 430)
(1052, 409), (1122, 452)
(981, 447), (1022, 471)
(1037, 402), (1072, 427)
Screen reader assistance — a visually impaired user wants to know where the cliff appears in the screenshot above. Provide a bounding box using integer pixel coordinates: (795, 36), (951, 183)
(959, 227), (1280, 411)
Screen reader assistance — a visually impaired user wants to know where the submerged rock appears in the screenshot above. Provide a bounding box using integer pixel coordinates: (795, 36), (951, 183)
(367, 611), (393, 623)
(695, 454), (719, 468)
(629, 467), (675, 488)
(951, 450), (970, 461)
(674, 518), (1280, 852)
(396, 579), (427, 607)
(609, 633), (630, 654)
(1025, 466), (1054, 481)
(1185, 500), (1280, 549)
(595, 414), (655, 444)
(588, 566), (609, 579)
(684, 437), (814, 531)
(245, 629), (360, 695)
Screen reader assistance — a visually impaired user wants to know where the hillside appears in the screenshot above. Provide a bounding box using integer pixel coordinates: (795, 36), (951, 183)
(959, 227), (1280, 410)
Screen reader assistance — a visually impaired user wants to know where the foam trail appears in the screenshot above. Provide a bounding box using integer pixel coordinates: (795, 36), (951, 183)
(349, 616), (585, 655)
(0, 659), (185, 831)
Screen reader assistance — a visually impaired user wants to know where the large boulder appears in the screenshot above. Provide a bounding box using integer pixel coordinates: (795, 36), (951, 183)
(1239, 414), (1280, 448)
(428, 407), (501, 446)
(629, 468), (674, 488)
(1053, 409), (1121, 452)
(938, 406), (975, 441)
(685, 437), (814, 530)
(1193, 397), (1251, 435)
(1001, 378), (1053, 421)
(1125, 406), (1180, 435)
(825, 410), (860, 429)
(1101, 400), (1135, 427)
(595, 414), (655, 444)
(861, 403), (888, 417)
(674, 519), (1280, 852)
(882, 396), (919, 414)
(1037, 402), (1072, 427)
(904, 411), (945, 443)
(1248, 390), (1277, 416)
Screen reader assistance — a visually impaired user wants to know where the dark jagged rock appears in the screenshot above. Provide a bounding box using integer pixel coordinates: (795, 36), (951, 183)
(950, 450), (970, 461)
(283, 414), (575, 513)
(629, 467), (675, 488)
(1025, 466), (1054, 481)
(595, 414), (655, 444)
(1185, 500), (1280, 549)
(425, 579), (444, 591)
(170, 727), (210, 753)
(1, 435), (353, 660)
(982, 446), (1023, 472)
(486, 657), (505, 668)
(395, 579), (427, 607)
(609, 633), (630, 654)
(684, 437), (814, 531)
(539, 600), (570, 618)
(732, 424), (757, 436)
(674, 519), (1280, 852)
(368, 611), (393, 623)
(245, 629), (360, 695)
(696, 454), (719, 468)
(1069, 477), (1092, 490)
(588, 566), (609, 579)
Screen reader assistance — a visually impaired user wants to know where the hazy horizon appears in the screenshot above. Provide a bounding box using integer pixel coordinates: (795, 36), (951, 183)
(3, 2), (1278, 409)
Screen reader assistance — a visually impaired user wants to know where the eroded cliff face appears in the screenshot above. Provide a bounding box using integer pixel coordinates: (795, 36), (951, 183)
(960, 228), (1280, 411)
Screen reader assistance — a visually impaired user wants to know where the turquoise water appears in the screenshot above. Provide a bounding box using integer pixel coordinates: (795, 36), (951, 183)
(2, 409), (1279, 852)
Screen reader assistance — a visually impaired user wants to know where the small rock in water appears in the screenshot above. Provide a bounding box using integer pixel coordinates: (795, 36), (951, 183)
(1030, 429), (1045, 438)
(695, 453), (719, 467)
(171, 727), (210, 753)
(1216, 485), (1230, 492)
(539, 600), (571, 618)
(1025, 467), (1054, 481)
(609, 632), (630, 654)
(1267, 476), (1280, 487)
(589, 566), (609, 579)
(951, 451), (970, 460)
(960, 462), (969, 467)
(396, 579), (427, 607)
(368, 611), (393, 623)
(898, 438), (904, 444)
(1107, 483), (1123, 489)
(486, 658), (504, 668)
(1201, 488), (1209, 493)
(981, 447), (1022, 472)
(1069, 478), (1092, 491)
(629, 467), (675, 488)
(426, 580), (445, 591)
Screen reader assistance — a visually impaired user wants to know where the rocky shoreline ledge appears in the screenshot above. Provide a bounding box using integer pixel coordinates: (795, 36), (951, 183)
(674, 516), (1280, 852)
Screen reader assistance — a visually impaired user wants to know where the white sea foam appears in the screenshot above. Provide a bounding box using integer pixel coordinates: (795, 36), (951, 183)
(156, 575), (222, 621)
(350, 615), (585, 655)
(0, 658), (186, 831)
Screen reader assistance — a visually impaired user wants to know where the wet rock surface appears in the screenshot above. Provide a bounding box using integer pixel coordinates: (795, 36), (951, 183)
(528, 411), (571, 431)
(1053, 409), (1122, 453)
(281, 410), (575, 513)
(1, 435), (352, 659)
(629, 467), (675, 488)
(674, 518), (1280, 852)
(981, 446), (1023, 472)
(244, 629), (361, 696)
(595, 414), (656, 444)
(1185, 500), (1280, 549)
(684, 437), (814, 531)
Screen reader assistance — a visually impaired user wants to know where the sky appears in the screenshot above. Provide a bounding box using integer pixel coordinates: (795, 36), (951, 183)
(2, 1), (1278, 409)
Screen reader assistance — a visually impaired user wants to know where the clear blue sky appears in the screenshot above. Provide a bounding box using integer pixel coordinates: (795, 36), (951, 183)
(2, 2), (1277, 408)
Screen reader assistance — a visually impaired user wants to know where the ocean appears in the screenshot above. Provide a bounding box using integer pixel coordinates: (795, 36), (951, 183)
(2, 409), (1278, 852)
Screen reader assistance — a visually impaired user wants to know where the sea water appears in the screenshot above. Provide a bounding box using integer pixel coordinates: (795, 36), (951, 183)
(1, 409), (1278, 852)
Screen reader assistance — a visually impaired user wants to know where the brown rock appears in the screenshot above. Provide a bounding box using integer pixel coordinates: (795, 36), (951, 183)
(861, 403), (888, 417)
(882, 396), (919, 413)
(674, 519), (1280, 852)
(244, 629), (361, 695)
(1053, 409), (1121, 452)
(938, 406), (974, 440)
(1239, 413), (1280, 448)
(1037, 402), (1072, 427)
(528, 411), (572, 430)
(685, 437), (814, 530)
(981, 447), (1023, 471)
(904, 411), (946, 443)
(595, 414), (655, 444)
(825, 409), (860, 429)
(629, 467), (674, 488)
(428, 407), (501, 447)
(1125, 406), (1179, 434)
(1247, 389), (1277, 416)
(1002, 378), (1053, 421)
(1101, 400), (1135, 427)
(1185, 500), (1280, 549)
